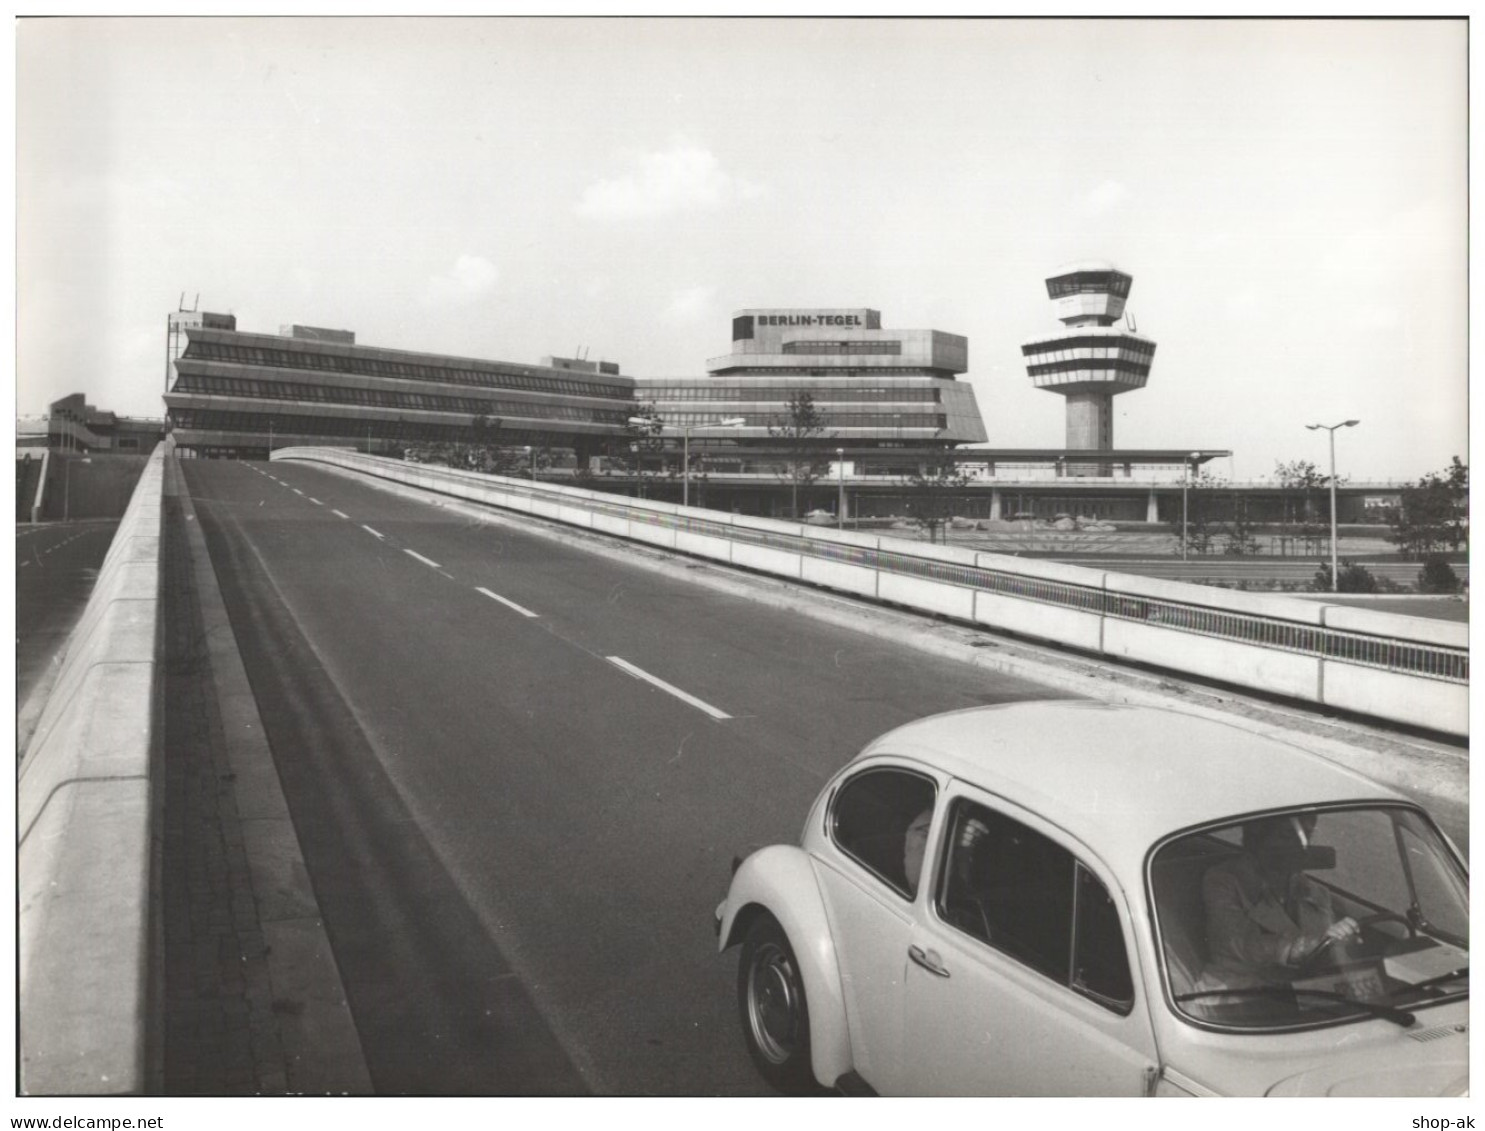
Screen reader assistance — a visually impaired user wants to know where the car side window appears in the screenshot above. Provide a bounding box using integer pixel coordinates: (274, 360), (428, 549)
(936, 799), (1133, 1014)
(1073, 863), (1135, 1011)
(830, 768), (937, 900)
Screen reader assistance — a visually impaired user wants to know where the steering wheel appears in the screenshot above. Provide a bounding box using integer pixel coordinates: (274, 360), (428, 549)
(1354, 910), (1416, 938)
(1296, 912), (1415, 973)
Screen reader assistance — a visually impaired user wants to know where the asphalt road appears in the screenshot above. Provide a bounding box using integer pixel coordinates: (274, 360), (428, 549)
(16, 520), (121, 750)
(182, 460), (1070, 1095)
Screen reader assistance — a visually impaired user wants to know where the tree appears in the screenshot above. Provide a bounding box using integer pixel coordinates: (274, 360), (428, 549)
(1273, 459), (1329, 535)
(1223, 489), (1261, 556)
(1169, 470), (1225, 555)
(900, 452), (972, 544)
(768, 392), (830, 519)
(1387, 457), (1468, 560)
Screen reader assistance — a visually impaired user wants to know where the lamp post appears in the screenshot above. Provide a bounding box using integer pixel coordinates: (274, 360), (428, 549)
(268, 419), (274, 458)
(523, 445), (536, 481)
(1306, 420), (1360, 591)
(682, 417), (745, 508)
(1181, 451), (1200, 562)
(836, 447), (846, 530)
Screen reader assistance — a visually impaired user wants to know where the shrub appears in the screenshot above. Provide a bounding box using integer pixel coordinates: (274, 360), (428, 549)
(1417, 555), (1461, 594)
(1311, 561), (1379, 593)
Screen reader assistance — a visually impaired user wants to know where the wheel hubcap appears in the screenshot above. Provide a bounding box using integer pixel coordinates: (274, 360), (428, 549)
(747, 942), (799, 1064)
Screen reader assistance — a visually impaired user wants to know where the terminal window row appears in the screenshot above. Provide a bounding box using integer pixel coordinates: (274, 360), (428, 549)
(717, 366), (959, 378)
(1025, 359), (1154, 378)
(1044, 273), (1133, 299)
(660, 411), (948, 429)
(1021, 339), (1156, 360)
(645, 387), (940, 403)
(170, 375), (629, 423)
(170, 410), (560, 444)
(780, 340), (903, 356)
(182, 341), (632, 399)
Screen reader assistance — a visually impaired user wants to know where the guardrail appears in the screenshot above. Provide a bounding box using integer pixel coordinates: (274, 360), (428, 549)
(18, 441), (167, 1094)
(277, 448), (1468, 737)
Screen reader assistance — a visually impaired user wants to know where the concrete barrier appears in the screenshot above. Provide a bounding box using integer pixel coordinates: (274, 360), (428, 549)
(18, 442), (167, 1094)
(278, 448), (1468, 737)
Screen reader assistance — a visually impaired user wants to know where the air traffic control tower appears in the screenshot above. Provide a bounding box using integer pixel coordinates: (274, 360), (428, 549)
(1022, 262), (1156, 473)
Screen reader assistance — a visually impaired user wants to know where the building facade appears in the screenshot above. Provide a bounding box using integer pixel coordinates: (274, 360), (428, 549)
(644, 307), (986, 446)
(163, 306), (986, 459)
(164, 320), (634, 459)
(48, 393), (166, 453)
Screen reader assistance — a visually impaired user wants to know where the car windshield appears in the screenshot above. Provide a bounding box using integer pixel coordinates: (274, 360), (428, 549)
(1150, 805), (1467, 1030)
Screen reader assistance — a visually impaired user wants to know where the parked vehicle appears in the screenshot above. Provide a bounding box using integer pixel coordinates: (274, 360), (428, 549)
(715, 701), (1467, 1096)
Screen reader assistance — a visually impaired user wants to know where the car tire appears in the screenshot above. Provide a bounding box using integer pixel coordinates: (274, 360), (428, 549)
(737, 913), (818, 1094)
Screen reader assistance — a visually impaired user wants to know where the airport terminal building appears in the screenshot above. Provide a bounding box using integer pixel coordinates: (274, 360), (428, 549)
(644, 308), (986, 445)
(162, 306), (986, 459)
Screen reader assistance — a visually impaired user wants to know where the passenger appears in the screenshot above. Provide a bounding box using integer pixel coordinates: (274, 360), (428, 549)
(903, 807), (934, 895)
(1201, 815), (1360, 988)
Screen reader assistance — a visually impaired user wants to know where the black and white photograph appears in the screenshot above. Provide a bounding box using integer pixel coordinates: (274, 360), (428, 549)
(12, 12), (1469, 1121)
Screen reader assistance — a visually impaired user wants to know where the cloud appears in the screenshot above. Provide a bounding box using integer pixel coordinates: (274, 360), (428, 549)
(1078, 180), (1129, 218)
(576, 143), (762, 220)
(424, 255), (499, 306)
(664, 285), (715, 321)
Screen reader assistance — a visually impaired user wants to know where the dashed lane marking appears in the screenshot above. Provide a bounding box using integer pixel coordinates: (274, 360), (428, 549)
(606, 656), (731, 721)
(309, 498), (323, 505)
(362, 525), (385, 539)
(404, 548), (441, 569)
(475, 587), (539, 618)
(333, 510), (350, 520)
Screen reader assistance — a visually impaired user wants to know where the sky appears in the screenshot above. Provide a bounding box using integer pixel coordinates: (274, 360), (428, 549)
(14, 16), (1468, 483)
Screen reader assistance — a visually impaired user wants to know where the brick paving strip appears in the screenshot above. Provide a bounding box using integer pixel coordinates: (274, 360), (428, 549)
(161, 458), (372, 1094)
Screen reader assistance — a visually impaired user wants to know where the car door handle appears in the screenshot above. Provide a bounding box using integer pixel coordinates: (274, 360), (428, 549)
(908, 945), (950, 978)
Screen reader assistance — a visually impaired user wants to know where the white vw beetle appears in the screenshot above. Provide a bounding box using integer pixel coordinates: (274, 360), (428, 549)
(715, 702), (1468, 1096)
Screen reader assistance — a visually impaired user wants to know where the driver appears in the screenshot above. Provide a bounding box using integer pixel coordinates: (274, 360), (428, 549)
(1201, 814), (1361, 988)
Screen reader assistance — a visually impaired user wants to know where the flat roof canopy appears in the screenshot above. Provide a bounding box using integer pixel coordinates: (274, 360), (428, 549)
(706, 447), (1232, 465)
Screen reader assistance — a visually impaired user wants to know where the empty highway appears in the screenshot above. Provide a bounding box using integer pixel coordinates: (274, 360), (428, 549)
(16, 519), (121, 751)
(182, 460), (1069, 1094)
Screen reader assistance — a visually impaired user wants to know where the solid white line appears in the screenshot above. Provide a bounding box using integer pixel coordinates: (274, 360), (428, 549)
(332, 510), (349, 519)
(404, 548), (441, 569)
(362, 525), (385, 539)
(308, 497), (323, 505)
(606, 656), (731, 721)
(475, 587), (539, 618)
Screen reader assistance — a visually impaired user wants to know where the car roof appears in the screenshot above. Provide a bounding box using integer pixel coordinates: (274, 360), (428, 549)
(856, 701), (1399, 877)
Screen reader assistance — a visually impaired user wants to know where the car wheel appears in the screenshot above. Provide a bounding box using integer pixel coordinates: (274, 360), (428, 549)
(738, 913), (817, 1094)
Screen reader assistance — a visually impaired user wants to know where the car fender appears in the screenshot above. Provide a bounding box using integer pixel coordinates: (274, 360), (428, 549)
(718, 844), (852, 1089)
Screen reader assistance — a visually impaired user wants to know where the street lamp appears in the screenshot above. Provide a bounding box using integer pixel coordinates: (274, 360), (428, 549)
(1181, 452), (1200, 562)
(627, 416), (661, 496)
(523, 444), (536, 481)
(681, 417), (746, 508)
(1306, 420), (1360, 591)
(836, 447), (846, 530)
